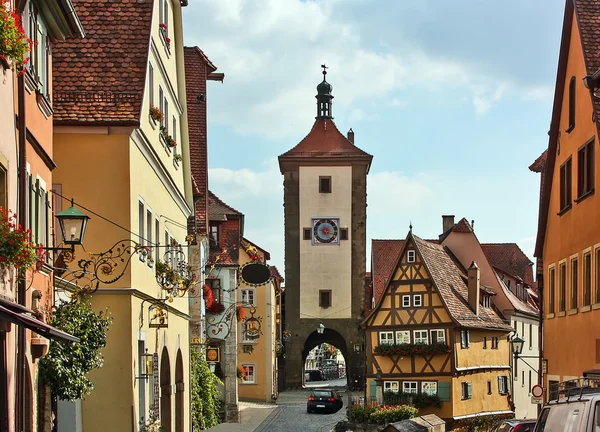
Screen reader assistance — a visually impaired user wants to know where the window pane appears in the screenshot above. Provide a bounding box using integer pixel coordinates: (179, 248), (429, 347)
(138, 201), (145, 246)
(571, 258), (578, 309)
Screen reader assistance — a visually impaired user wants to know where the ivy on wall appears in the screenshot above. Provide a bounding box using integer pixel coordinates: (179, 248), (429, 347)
(38, 295), (112, 401)
(191, 348), (222, 430)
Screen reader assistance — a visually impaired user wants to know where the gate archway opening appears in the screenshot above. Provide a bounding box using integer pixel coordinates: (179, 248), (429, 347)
(301, 328), (348, 388)
(160, 347), (172, 432)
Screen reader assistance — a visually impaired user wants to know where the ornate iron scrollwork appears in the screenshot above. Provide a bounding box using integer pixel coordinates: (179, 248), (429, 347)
(155, 244), (199, 299)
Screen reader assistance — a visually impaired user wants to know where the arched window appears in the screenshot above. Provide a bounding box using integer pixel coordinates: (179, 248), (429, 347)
(568, 76), (576, 132)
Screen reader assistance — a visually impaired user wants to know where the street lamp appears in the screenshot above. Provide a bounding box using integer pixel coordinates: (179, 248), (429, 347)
(317, 321), (325, 334)
(137, 349), (154, 380)
(510, 336), (525, 356)
(46, 199), (90, 252)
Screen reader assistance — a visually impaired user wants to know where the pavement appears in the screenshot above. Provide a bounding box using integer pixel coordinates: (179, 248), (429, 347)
(205, 401), (278, 432)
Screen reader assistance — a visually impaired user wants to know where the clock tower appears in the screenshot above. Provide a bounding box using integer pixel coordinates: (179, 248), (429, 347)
(279, 67), (372, 389)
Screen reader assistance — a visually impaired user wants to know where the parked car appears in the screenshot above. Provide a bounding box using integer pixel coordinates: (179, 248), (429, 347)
(307, 389), (343, 413)
(305, 369), (327, 382)
(492, 419), (536, 432)
(534, 377), (600, 432)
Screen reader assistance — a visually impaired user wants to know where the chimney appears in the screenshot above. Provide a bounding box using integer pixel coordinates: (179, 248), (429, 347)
(468, 261), (480, 316)
(347, 128), (354, 144)
(442, 215), (455, 233)
(471, 220), (475, 231)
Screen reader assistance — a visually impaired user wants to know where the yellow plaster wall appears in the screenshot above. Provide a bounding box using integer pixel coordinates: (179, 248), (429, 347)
(452, 370), (511, 417)
(453, 329), (510, 369)
(299, 166), (352, 319)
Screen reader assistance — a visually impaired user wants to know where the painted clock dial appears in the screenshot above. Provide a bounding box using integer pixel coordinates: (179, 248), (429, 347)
(313, 219), (339, 244)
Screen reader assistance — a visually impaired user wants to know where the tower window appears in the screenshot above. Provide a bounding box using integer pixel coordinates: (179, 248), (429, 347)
(319, 290), (331, 308)
(303, 228), (311, 240)
(340, 228), (348, 240)
(407, 250), (416, 263)
(319, 176), (331, 193)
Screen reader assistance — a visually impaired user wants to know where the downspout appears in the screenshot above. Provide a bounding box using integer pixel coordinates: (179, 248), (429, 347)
(16, 70), (27, 432)
(536, 263), (544, 417)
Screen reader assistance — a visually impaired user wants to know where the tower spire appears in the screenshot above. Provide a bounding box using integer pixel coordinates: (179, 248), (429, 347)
(316, 64), (334, 119)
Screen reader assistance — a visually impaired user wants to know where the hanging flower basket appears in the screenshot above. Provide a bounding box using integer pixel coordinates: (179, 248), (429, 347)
(203, 283), (214, 309)
(159, 126), (177, 148)
(206, 302), (225, 315)
(236, 305), (245, 322)
(0, 207), (44, 277)
(0, 5), (32, 72)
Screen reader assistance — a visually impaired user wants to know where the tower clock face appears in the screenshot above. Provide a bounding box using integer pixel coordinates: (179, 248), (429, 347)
(312, 218), (339, 244)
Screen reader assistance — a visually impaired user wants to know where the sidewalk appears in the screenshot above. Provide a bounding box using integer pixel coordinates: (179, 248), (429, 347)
(205, 401), (278, 432)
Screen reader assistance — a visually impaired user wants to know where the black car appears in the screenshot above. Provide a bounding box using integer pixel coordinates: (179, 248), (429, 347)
(492, 419), (537, 432)
(305, 369), (327, 382)
(307, 389), (343, 414)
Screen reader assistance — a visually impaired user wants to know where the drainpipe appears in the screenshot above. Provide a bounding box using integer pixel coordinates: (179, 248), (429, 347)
(537, 265), (544, 417)
(16, 70), (27, 432)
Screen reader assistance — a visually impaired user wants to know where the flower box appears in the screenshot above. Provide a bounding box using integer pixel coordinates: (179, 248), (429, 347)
(0, 6), (32, 73)
(373, 342), (451, 357)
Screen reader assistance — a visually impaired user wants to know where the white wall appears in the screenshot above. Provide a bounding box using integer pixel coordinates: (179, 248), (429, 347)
(510, 314), (540, 419)
(299, 166), (352, 319)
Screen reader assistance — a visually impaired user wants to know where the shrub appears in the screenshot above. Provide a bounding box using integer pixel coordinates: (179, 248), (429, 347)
(347, 404), (377, 423)
(0, 207), (44, 277)
(383, 391), (442, 409)
(191, 348), (222, 430)
(0, 4), (32, 72)
(38, 295), (112, 400)
(368, 405), (419, 424)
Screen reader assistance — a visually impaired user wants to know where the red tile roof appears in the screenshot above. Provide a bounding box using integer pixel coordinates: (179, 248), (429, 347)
(208, 190), (243, 221)
(52, 0), (154, 125)
(575, 0), (600, 124)
(270, 266), (284, 282)
(241, 237), (271, 261)
(371, 239), (404, 306)
(278, 119), (372, 172)
(481, 243), (535, 288)
(413, 236), (512, 331)
(529, 150), (547, 173)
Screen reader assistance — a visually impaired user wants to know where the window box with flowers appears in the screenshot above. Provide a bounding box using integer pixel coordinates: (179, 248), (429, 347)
(159, 126), (177, 152)
(0, 208), (44, 279)
(149, 105), (163, 128)
(173, 153), (182, 169)
(0, 5), (32, 72)
(159, 23), (171, 54)
(373, 342), (451, 357)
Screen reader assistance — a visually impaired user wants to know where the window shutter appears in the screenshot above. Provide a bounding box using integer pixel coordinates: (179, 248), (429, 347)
(466, 330), (470, 347)
(370, 380), (377, 398)
(467, 382), (472, 399)
(498, 376), (504, 393)
(506, 376), (511, 394)
(438, 382), (450, 402)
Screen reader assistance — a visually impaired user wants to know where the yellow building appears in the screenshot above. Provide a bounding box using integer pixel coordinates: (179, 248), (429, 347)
(363, 231), (513, 428)
(237, 239), (284, 402)
(51, 0), (193, 431)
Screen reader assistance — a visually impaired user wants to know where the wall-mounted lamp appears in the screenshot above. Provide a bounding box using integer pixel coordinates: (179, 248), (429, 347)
(46, 199), (90, 252)
(137, 349), (154, 380)
(197, 93), (205, 103)
(316, 321), (325, 334)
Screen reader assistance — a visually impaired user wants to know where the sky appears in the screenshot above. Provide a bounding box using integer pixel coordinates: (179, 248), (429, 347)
(183, 0), (566, 276)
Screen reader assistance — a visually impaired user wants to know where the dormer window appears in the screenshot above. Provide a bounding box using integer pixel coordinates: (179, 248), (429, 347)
(407, 250), (416, 263)
(481, 294), (491, 308)
(209, 223), (219, 248)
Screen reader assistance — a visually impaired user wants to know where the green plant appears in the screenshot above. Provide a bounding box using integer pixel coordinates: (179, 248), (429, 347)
(139, 407), (162, 432)
(38, 295), (112, 401)
(374, 342), (451, 357)
(458, 413), (514, 431)
(149, 105), (163, 123)
(237, 365), (244, 380)
(191, 348), (222, 430)
(0, 4), (32, 72)
(0, 207), (44, 277)
(159, 125), (177, 148)
(382, 391), (442, 409)
(346, 404), (377, 423)
(155, 260), (177, 285)
(174, 154), (182, 162)
(368, 404), (418, 424)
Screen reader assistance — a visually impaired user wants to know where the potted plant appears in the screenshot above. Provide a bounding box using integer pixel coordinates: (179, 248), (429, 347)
(149, 105), (163, 124)
(0, 4), (32, 72)
(159, 126), (177, 149)
(0, 207), (43, 278)
(206, 301), (225, 315)
(237, 366), (244, 381)
(174, 154), (182, 163)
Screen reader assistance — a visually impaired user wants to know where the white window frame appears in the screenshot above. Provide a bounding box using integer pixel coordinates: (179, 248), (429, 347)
(430, 329), (445, 344)
(241, 364), (256, 384)
(413, 294), (423, 307)
(422, 381), (437, 396)
(395, 330), (410, 345)
(384, 381), (399, 393)
(241, 289), (256, 307)
(413, 330), (428, 345)
(379, 332), (394, 345)
(402, 295), (411, 308)
(407, 250), (416, 263)
(403, 381), (418, 394)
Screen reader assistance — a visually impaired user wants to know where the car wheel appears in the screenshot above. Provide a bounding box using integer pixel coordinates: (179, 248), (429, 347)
(307, 408), (311, 414)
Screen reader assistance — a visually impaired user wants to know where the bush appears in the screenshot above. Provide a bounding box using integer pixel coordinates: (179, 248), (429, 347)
(347, 404), (377, 423)
(383, 391), (442, 409)
(369, 405), (419, 424)
(191, 348), (222, 429)
(38, 296), (112, 401)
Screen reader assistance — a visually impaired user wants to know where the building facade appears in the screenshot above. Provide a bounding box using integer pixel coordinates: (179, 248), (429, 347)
(279, 68), (372, 389)
(533, 0), (600, 398)
(51, 0), (193, 430)
(364, 232), (514, 427)
(237, 239), (283, 402)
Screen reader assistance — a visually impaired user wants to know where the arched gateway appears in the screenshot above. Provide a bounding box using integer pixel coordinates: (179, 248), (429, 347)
(279, 66), (372, 390)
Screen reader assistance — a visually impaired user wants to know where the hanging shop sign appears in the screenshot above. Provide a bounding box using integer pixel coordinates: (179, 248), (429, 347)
(149, 304), (168, 328)
(239, 261), (272, 287)
(206, 346), (220, 363)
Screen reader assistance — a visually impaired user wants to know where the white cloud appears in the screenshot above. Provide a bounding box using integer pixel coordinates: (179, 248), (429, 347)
(209, 159), (282, 199)
(184, 0), (543, 140)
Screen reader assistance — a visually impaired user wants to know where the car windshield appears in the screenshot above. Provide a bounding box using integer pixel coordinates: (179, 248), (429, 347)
(313, 391), (332, 397)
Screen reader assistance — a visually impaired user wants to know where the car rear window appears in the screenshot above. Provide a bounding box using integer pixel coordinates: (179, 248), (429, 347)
(313, 391), (332, 397)
(535, 402), (586, 432)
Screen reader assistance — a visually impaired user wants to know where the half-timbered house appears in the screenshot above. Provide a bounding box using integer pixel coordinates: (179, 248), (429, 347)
(362, 231), (514, 425)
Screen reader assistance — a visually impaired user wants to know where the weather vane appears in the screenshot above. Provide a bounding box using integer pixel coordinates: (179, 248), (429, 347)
(321, 64), (328, 78)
